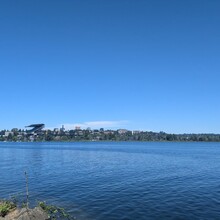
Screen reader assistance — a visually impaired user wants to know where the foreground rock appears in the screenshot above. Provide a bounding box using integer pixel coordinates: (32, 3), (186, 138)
(0, 207), (48, 220)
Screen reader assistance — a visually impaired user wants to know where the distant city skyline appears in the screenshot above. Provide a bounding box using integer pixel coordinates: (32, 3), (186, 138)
(0, 0), (220, 133)
(45, 121), (126, 131)
(2, 120), (220, 134)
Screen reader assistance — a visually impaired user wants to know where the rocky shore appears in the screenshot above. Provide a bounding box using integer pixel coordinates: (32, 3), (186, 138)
(0, 199), (73, 220)
(0, 207), (48, 220)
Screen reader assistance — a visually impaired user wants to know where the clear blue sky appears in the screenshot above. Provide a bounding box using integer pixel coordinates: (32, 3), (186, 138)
(0, 0), (219, 133)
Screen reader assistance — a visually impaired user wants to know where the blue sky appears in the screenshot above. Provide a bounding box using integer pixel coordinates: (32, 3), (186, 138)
(0, 0), (220, 133)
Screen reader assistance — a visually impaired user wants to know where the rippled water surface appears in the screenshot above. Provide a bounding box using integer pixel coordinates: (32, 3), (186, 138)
(1, 142), (220, 219)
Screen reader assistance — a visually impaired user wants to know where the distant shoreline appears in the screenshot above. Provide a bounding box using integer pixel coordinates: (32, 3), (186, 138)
(1, 140), (220, 143)
(1, 128), (220, 142)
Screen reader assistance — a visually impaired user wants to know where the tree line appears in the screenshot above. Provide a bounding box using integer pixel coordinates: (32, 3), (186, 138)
(1, 129), (220, 142)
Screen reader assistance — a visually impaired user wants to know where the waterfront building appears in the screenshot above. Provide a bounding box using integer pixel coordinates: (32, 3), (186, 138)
(117, 129), (129, 134)
(25, 124), (45, 133)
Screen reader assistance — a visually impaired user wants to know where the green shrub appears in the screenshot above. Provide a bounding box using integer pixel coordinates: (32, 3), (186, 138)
(0, 201), (16, 217)
(38, 201), (72, 220)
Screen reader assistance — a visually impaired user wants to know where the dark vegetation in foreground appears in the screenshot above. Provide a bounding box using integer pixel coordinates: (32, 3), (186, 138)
(0, 200), (16, 217)
(1, 128), (220, 142)
(0, 172), (73, 220)
(0, 198), (73, 220)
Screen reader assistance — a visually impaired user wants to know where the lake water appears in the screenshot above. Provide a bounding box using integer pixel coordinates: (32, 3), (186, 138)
(1, 142), (220, 219)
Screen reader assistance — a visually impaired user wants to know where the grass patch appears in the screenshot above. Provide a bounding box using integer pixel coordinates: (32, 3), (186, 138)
(38, 201), (73, 220)
(0, 200), (16, 217)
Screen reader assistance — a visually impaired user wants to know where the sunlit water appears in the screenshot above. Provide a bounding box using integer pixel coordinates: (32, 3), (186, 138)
(1, 142), (220, 219)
